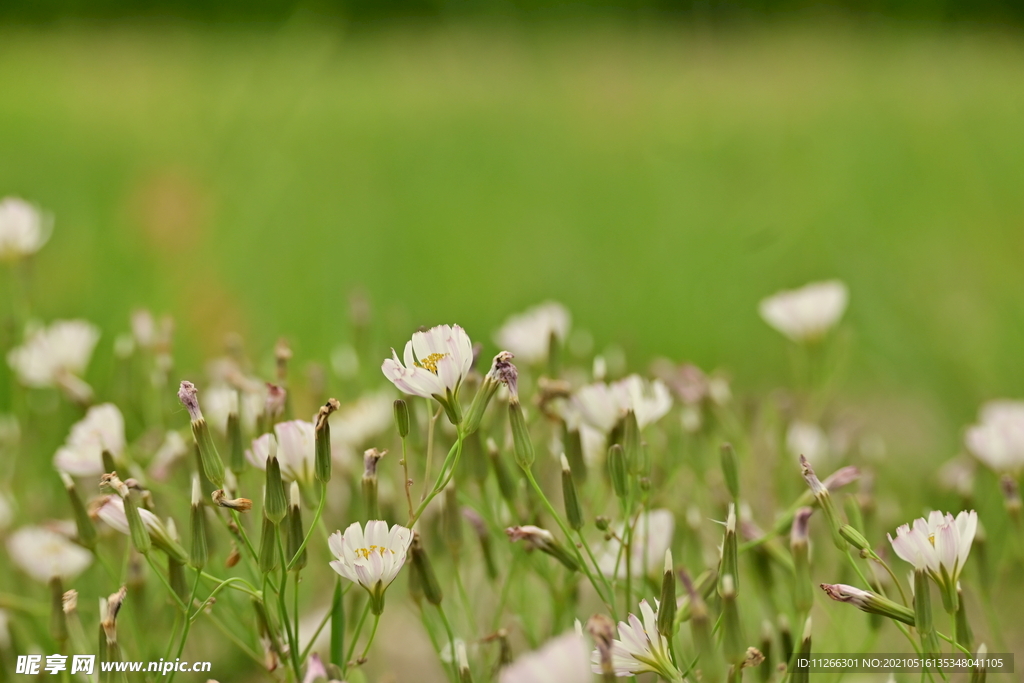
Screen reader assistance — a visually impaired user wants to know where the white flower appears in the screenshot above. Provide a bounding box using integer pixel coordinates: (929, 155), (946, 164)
(786, 421), (829, 466)
(148, 430), (190, 481)
(965, 400), (1024, 474)
(759, 280), (849, 342)
(53, 404), (126, 476)
(245, 419), (316, 483)
(381, 324), (474, 422)
(201, 383), (267, 435)
(328, 520), (412, 613)
(592, 599), (677, 678)
(500, 632), (592, 683)
(573, 375), (673, 433)
(888, 510), (977, 595)
(494, 302), (571, 365)
(598, 509), (675, 579)
(7, 319), (99, 392)
(6, 525), (92, 584)
(0, 198), (51, 261)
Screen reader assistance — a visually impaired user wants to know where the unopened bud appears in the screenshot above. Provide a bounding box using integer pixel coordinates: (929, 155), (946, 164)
(819, 583), (916, 626)
(410, 532), (444, 606)
(61, 472), (97, 548)
(179, 381), (225, 487)
(264, 454), (288, 525)
(258, 512), (278, 574)
(393, 398), (410, 438)
(362, 448), (384, 520)
(456, 640), (473, 683)
(123, 488), (152, 554)
(508, 399), (534, 470)
(791, 507), (814, 614)
(720, 442), (740, 501)
(315, 398), (339, 484)
(721, 574), (746, 665)
(190, 475), (209, 569)
(287, 482), (306, 571)
(608, 444), (628, 499)
(563, 425), (587, 484)
(227, 410), (245, 474)
(800, 455), (846, 551)
(488, 438), (517, 508)
(718, 503), (739, 597)
(506, 525), (579, 572)
(560, 454), (584, 531)
(657, 550), (677, 637)
(839, 524), (872, 553)
(622, 410), (641, 474)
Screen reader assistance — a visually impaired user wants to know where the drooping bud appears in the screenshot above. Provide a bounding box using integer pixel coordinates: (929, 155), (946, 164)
(800, 455), (846, 551)
(506, 525), (579, 572)
(61, 471), (97, 548)
(410, 531), (444, 605)
(212, 489), (253, 511)
(315, 398), (339, 484)
(819, 583), (915, 626)
(190, 475), (208, 569)
(287, 482), (306, 571)
(362, 448), (384, 520)
(791, 507), (813, 614)
(178, 381), (225, 487)
(607, 444), (628, 500)
(560, 454), (584, 531)
(657, 550), (677, 637)
(720, 442), (740, 502)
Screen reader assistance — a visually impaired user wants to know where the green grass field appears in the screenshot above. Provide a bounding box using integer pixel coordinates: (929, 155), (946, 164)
(2, 20), (1024, 431)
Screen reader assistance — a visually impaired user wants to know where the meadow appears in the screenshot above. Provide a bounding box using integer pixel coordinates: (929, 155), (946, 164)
(1, 18), (1023, 682)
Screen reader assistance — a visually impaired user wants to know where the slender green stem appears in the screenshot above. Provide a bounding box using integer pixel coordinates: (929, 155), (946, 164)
(167, 570), (203, 683)
(436, 603), (459, 681)
(344, 599), (371, 674)
(288, 481), (327, 571)
(578, 532), (615, 609)
(524, 469), (614, 612)
(300, 605), (333, 661)
(410, 431), (465, 527)
(873, 555), (910, 606)
(420, 403), (442, 502)
(276, 531), (301, 681)
(144, 553), (188, 612)
(359, 613), (381, 661)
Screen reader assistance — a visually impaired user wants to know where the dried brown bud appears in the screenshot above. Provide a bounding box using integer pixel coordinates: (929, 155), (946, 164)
(212, 489), (252, 511)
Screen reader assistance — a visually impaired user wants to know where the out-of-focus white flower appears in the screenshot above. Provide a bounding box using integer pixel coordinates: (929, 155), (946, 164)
(0, 198), (51, 261)
(888, 510), (977, 598)
(328, 520), (412, 614)
(148, 430), (190, 481)
(53, 404), (126, 476)
(574, 375), (673, 433)
(500, 631), (591, 683)
(329, 388), (396, 456)
(965, 400), (1024, 474)
(6, 525), (92, 583)
(494, 302), (571, 365)
(246, 420), (316, 484)
(7, 320), (99, 399)
(786, 421), (829, 466)
(759, 280), (848, 343)
(591, 599), (678, 679)
(598, 509), (675, 579)
(202, 384), (266, 435)
(381, 324), (474, 423)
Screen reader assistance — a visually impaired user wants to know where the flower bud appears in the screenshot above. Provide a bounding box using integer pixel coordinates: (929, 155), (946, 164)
(971, 644), (988, 683)
(123, 488), (152, 555)
(608, 444), (629, 500)
(720, 442), (740, 502)
(657, 550), (677, 637)
(913, 570), (940, 654)
(464, 352), (515, 435)
(315, 398), (339, 484)
(792, 617), (812, 683)
(227, 409), (245, 474)
(622, 410), (641, 474)
(50, 577), (68, 644)
(800, 455), (846, 551)
(819, 583), (916, 626)
(718, 503), (739, 597)
(721, 574), (746, 666)
(287, 482), (306, 571)
(264, 452), (288, 525)
(258, 512), (278, 574)
(168, 554), (188, 603)
(791, 507), (813, 614)
(410, 531), (444, 605)
(362, 448), (384, 520)
(393, 398), (410, 438)
(839, 524), (871, 553)
(189, 475), (208, 569)
(508, 399), (534, 470)
(179, 381), (225, 487)
(61, 472), (97, 548)
(563, 425), (587, 484)
(587, 614), (616, 680)
(560, 455), (584, 531)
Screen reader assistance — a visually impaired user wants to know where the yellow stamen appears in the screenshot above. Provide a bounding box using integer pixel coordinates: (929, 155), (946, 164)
(355, 545), (394, 560)
(415, 353), (448, 374)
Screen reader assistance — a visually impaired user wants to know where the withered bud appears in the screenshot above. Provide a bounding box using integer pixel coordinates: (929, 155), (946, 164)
(791, 507), (813, 545)
(587, 613), (616, 675)
(363, 448), (386, 478)
(492, 351), (518, 399)
(316, 398), (340, 431)
(225, 544), (241, 568)
(101, 586), (128, 644)
(62, 589), (78, 614)
(99, 472), (129, 497)
(178, 381), (202, 421)
(212, 489), (253, 511)
(743, 647), (766, 669)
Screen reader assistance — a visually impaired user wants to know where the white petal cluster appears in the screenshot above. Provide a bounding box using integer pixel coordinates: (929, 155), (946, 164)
(328, 520), (412, 596)
(246, 419), (316, 484)
(494, 302), (571, 365)
(53, 403), (126, 476)
(500, 631), (591, 683)
(759, 280), (848, 342)
(381, 324), (474, 400)
(7, 319), (99, 389)
(965, 400), (1024, 474)
(573, 375), (673, 433)
(0, 198), (50, 261)
(6, 525), (92, 584)
(598, 509), (675, 579)
(591, 599), (674, 677)
(888, 510), (977, 588)
(329, 388), (396, 461)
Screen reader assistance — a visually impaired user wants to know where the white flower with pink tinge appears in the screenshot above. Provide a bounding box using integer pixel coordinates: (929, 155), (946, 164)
(6, 525), (92, 584)
(494, 301), (571, 365)
(499, 631), (591, 683)
(759, 280), (848, 343)
(246, 420), (316, 484)
(381, 324), (474, 423)
(328, 520), (412, 614)
(965, 400), (1024, 474)
(573, 375), (673, 434)
(592, 599), (679, 679)
(888, 509), (977, 611)
(53, 403), (126, 476)
(7, 320), (99, 402)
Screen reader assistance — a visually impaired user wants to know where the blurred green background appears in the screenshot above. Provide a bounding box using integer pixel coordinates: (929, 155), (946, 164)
(2, 18), (1024, 439)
